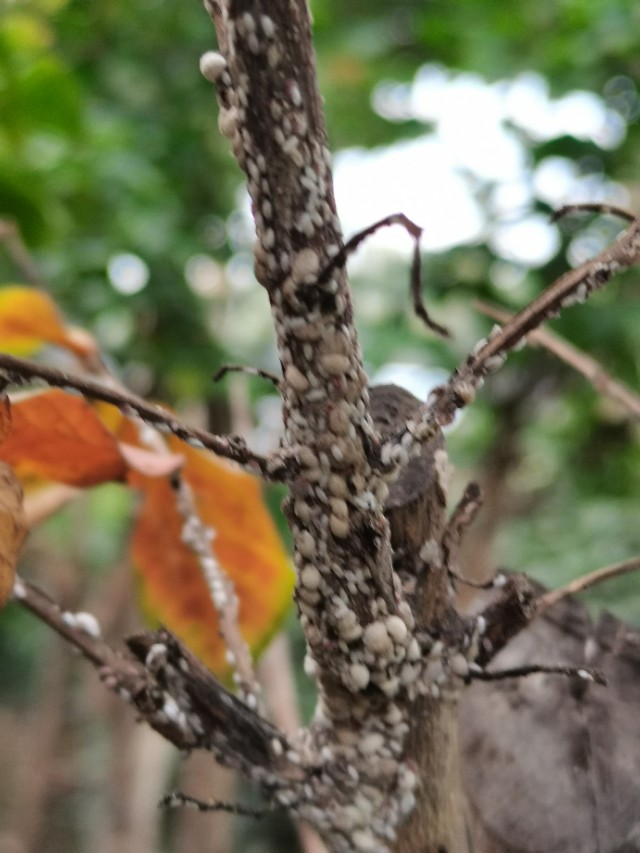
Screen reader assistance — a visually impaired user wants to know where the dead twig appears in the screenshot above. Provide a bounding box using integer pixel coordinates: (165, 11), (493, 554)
(11, 575), (294, 780)
(160, 791), (268, 817)
(551, 202), (636, 223)
(377, 213), (640, 471)
(441, 482), (484, 586)
(537, 556), (640, 616)
(468, 663), (606, 685)
(213, 363), (281, 387)
(316, 213), (450, 338)
(475, 300), (640, 420)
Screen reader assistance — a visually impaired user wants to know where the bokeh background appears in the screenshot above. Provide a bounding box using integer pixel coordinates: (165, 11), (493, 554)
(1, 0), (639, 850)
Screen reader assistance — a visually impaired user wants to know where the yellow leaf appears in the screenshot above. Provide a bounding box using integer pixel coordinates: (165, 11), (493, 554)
(0, 286), (97, 357)
(131, 441), (294, 676)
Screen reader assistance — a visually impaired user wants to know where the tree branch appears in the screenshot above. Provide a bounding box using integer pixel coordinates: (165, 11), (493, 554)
(170, 474), (261, 706)
(468, 662), (606, 684)
(11, 575), (299, 787)
(0, 352), (291, 481)
(536, 556), (640, 615)
(475, 300), (640, 420)
(379, 215), (640, 460)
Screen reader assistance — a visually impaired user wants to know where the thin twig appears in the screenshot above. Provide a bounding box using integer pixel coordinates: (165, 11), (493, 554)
(551, 203), (636, 224)
(468, 663), (606, 685)
(160, 791), (267, 817)
(440, 482), (483, 586)
(0, 219), (47, 286)
(213, 363), (281, 387)
(537, 556), (640, 616)
(316, 213), (449, 338)
(475, 300), (640, 420)
(378, 213), (640, 468)
(11, 575), (293, 779)
(170, 475), (262, 708)
(0, 352), (292, 481)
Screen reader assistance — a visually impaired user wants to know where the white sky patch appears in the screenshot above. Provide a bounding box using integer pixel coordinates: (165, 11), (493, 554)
(333, 65), (629, 269)
(107, 253), (149, 294)
(334, 140), (484, 254)
(489, 214), (560, 266)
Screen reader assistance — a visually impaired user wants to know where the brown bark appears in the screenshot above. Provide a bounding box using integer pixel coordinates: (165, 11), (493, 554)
(373, 385), (469, 852)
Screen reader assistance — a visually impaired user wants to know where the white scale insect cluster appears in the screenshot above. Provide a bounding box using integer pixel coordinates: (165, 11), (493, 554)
(197, 7), (487, 849)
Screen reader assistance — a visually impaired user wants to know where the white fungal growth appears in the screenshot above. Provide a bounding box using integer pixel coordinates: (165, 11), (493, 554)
(62, 610), (101, 638)
(11, 577), (26, 600)
(450, 652), (470, 678)
(329, 497), (348, 519)
(379, 676), (400, 697)
(263, 228), (275, 249)
(385, 615), (408, 644)
(484, 351), (506, 373)
(218, 107), (238, 139)
(285, 364), (310, 392)
(359, 732), (384, 755)
(291, 248), (320, 284)
(434, 449), (450, 492)
(380, 443), (393, 466)
(240, 11), (256, 33)
(336, 609), (362, 642)
(199, 51), (227, 83)
(304, 653), (318, 678)
(294, 499), (311, 523)
(296, 530), (316, 559)
(407, 637), (421, 661)
(329, 514), (350, 539)
(260, 14), (275, 37)
(320, 353), (350, 376)
(363, 621), (392, 656)
(162, 695), (186, 729)
(327, 474), (349, 498)
(419, 538), (442, 566)
(349, 662), (370, 690)
(300, 564), (321, 590)
(145, 643), (168, 669)
(561, 282), (589, 307)
(385, 704), (402, 725)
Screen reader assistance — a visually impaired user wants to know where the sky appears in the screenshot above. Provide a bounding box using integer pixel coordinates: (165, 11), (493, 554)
(333, 65), (629, 267)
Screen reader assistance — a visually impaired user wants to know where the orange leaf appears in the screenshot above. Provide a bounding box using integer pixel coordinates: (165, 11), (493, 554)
(0, 397), (11, 443)
(131, 441), (294, 676)
(0, 463), (27, 608)
(0, 286), (97, 357)
(0, 389), (127, 487)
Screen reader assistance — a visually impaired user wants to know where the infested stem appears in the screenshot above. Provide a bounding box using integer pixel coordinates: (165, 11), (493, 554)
(171, 474), (261, 706)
